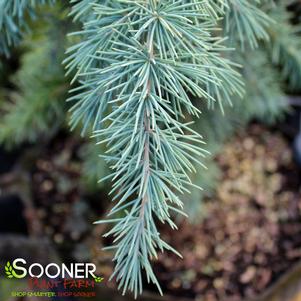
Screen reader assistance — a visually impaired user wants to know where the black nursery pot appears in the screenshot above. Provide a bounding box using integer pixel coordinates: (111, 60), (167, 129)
(0, 147), (20, 175)
(0, 194), (28, 234)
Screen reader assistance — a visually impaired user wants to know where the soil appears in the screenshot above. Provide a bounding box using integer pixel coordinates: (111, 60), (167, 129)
(1, 124), (301, 301)
(28, 133), (103, 262)
(153, 125), (301, 301)
(91, 124), (301, 301)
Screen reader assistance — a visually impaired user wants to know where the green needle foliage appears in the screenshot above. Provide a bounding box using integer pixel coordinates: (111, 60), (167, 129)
(0, 0), (53, 56)
(0, 4), (69, 147)
(224, 0), (272, 49)
(0, 40), (65, 146)
(66, 0), (243, 296)
(267, 2), (301, 91)
(79, 141), (109, 190)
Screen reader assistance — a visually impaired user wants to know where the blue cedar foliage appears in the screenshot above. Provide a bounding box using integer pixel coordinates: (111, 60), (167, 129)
(0, 0), (298, 297)
(186, 1), (287, 217)
(66, 0), (244, 296)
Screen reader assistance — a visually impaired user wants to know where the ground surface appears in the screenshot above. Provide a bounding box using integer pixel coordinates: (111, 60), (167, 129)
(1, 125), (301, 301)
(91, 125), (301, 301)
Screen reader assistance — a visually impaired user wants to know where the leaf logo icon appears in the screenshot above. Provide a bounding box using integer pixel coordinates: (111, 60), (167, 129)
(5, 262), (14, 279)
(93, 276), (104, 283)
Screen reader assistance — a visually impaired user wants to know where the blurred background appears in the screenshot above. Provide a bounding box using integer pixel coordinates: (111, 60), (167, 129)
(1, 1), (301, 301)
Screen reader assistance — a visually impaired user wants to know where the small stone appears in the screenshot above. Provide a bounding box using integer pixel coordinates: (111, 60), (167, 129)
(240, 266), (256, 284)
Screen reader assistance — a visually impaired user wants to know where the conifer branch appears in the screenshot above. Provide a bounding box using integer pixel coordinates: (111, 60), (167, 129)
(0, 0), (294, 298)
(224, 0), (272, 49)
(67, 1), (243, 296)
